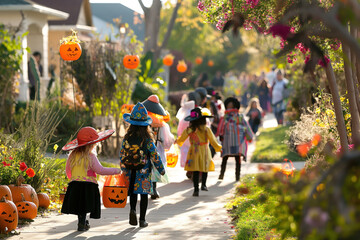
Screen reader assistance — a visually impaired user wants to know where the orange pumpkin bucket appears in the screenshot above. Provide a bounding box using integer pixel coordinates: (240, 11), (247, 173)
(166, 144), (179, 168)
(102, 174), (128, 208)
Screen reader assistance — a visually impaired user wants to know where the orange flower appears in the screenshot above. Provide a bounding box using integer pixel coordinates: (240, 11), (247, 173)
(297, 142), (311, 157)
(26, 168), (35, 178)
(311, 134), (321, 146)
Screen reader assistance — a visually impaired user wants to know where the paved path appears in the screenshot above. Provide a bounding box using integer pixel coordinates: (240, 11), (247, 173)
(9, 113), (305, 240)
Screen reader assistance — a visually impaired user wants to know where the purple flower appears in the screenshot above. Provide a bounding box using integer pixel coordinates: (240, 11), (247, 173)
(216, 19), (224, 30)
(197, 1), (205, 11)
(246, 0), (259, 8)
(269, 24), (291, 40)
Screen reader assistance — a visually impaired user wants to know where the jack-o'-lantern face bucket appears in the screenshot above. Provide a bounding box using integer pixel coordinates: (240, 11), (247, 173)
(60, 43), (82, 61)
(102, 186), (127, 208)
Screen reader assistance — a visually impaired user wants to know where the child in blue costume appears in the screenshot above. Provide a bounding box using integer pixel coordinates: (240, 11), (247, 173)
(120, 102), (165, 227)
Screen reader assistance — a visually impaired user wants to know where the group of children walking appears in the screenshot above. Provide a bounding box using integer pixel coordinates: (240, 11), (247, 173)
(60, 92), (260, 231)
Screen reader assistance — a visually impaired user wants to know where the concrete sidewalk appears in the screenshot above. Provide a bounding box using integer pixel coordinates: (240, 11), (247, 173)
(8, 113), (305, 240)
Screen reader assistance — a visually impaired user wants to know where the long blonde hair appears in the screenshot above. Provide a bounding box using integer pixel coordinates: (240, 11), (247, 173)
(245, 97), (263, 114)
(68, 144), (96, 170)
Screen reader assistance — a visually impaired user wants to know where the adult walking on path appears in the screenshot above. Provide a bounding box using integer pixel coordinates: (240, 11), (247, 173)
(8, 114), (305, 240)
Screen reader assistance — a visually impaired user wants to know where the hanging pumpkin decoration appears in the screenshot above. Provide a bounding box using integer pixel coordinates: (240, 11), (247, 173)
(102, 186), (127, 208)
(121, 104), (134, 114)
(177, 60), (187, 73)
(8, 176), (39, 209)
(16, 194), (37, 220)
(0, 185), (12, 201)
(59, 30), (82, 61)
(163, 54), (174, 66)
(123, 55), (140, 69)
(208, 60), (214, 67)
(37, 193), (50, 209)
(195, 57), (203, 65)
(0, 197), (18, 234)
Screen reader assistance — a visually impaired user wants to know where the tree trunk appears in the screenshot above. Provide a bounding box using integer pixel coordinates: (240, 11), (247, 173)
(139, 0), (182, 61)
(350, 25), (360, 115)
(342, 42), (360, 147)
(143, 0), (162, 53)
(325, 63), (349, 152)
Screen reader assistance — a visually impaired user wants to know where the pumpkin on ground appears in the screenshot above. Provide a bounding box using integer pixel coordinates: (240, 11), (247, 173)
(16, 194), (37, 220)
(0, 197), (18, 234)
(8, 176), (39, 209)
(123, 55), (140, 69)
(37, 193), (50, 209)
(0, 185), (12, 201)
(102, 186), (127, 208)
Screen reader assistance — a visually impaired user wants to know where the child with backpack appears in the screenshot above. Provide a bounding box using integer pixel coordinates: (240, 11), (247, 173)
(175, 107), (222, 197)
(120, 102), (165, 227)
(61, 127), (120, 231)
(217, 97), (254, 181)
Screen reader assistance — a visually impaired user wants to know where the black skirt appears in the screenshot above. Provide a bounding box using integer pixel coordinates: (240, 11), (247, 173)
(61, 181), (101, 219)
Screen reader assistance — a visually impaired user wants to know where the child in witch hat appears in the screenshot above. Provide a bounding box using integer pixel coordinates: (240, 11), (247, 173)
(61, 127), (120, 231)
(120, 102), (165, 227)
(142, 95), (174, 199)
(175, 107), (222, 196)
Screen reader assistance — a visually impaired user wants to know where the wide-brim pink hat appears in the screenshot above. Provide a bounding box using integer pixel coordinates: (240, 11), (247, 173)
(62, 127), (115, 151)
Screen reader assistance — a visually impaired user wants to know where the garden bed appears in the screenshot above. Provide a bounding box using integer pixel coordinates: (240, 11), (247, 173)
(251, 126), (305, 163)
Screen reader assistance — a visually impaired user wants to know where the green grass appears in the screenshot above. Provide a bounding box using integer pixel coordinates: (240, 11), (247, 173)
(251, 126), (305, 163)
(226, 175), (280, 240)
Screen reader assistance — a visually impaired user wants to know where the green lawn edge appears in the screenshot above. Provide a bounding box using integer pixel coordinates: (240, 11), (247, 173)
(251, 126), (305, 163)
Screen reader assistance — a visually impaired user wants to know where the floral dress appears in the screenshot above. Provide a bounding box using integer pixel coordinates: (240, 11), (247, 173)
(120, 139), (165, 194)
(177, 126), (222, 172)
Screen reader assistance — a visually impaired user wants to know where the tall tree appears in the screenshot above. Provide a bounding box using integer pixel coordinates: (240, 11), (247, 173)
(138, 0), (182, 60)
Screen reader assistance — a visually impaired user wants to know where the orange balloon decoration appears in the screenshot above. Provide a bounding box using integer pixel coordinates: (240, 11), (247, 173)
(163, 54), (174, 66)
(177, 60), (187, 73)
(208, 60), (214, 67)
(123, 55), (140, 69)
(59, 30), (82, 61)
(195, 57), (203, 65)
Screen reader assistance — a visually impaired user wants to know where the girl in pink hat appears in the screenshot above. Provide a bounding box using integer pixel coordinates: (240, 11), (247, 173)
(61, 127), (120, 231)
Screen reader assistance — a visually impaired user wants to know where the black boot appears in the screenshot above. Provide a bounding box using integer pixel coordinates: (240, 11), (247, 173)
(151, 182), (160, 199)
(235, 156), (241, 181)
(77, 214), (89, 231)
(201, 172), (208, 191)
(129, 209), (137, 226)
(219, 156), (228, 180)
(193, 171), (200, 196)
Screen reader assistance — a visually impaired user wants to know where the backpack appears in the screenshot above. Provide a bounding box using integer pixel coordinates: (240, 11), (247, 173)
(122, 139), (148, 170)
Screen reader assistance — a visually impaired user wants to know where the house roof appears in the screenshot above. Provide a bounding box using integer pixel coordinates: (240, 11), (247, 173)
(91, 3), (145, 41)
(0, 0), (69, 20)
(31, 0), (93, 29)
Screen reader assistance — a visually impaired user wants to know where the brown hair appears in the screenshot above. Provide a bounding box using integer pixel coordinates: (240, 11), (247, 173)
(124, 125), (155, 142)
